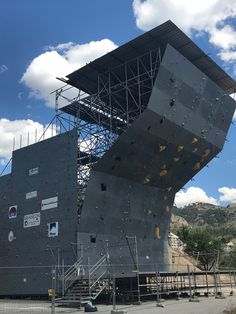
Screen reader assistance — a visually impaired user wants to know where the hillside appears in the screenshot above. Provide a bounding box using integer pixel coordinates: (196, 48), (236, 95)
(171, 202), (236, 228)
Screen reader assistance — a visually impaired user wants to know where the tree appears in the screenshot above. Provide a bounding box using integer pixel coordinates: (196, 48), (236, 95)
(177, 226), (223, 270)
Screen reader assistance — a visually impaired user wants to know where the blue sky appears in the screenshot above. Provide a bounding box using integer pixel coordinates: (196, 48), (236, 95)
(0, 0), (236, 207)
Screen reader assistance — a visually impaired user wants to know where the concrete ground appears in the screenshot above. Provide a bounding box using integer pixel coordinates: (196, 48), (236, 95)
(1, 296), (236, 314)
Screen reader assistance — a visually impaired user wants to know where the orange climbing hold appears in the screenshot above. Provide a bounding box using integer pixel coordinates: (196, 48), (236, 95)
(156, 227), (161, 239)
(143, 177), (150, 184)
(177, 145), (184, 152)
(159, 145), (166, 152)
(159, 169), (167, 177)
(193, 162), (201, 170)
(173, 157), (180, 162)
(202, 148), (210, 157)
(191, 137), (198, 144)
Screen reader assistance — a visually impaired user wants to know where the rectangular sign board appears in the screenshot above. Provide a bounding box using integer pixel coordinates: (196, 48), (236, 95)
(48, 222), (58, 237)
(29, 167), (39, 176)
(41, 196), (58, 211)
(23, 212), (41, 228)
(26, 191), (37, 199)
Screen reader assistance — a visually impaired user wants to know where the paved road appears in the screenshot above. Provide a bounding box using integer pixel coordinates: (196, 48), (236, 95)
(0, 296), (236, 313)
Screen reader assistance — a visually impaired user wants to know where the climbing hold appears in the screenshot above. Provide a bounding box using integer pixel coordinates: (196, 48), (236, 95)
(177, 145), (184, 152)
(156, 227), (161, 239)
(192, 148), (198, 153)
(193, 162), (201, 170)
(173, 157), (180, 162)
(163, 195), (168, 201)
(143, 177), (150, 184)
(166, 206), (170, 213)
(147, 209), (152, 215)
(161, 164), (166, 170)
(166, 187), (172, 193)
(159, 145), (166, 152)
(191, 137), (198, 144)
(159, 169), (168, 177)
(202, 149), (210, 157)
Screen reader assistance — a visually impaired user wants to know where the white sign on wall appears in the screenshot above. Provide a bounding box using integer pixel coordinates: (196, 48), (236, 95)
(8, 230), (16, 242)
(23, 212), (41, 228)
(48, 222), (59, 237)
(29, 167), (39, 176)
(41, 196), (58, 211)
(26, 191), (37, 200)
(9, 205), (17, 219)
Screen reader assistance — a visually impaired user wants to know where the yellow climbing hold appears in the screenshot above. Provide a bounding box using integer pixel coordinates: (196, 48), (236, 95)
(192, 148), (198, 153)
(173, 157), (180, 162)
(159, 169), (167, 177)
(193, 162), (201, 170)
(143, 177), (150, 184)
(147, 209), (152, 215)
(159, 145), (166, 152)
(177, 145), (184, 152)
(191, 137), (198, 144)
(166, 186), (172, 193)
(202, 148), (210, 157)
(156, 227), (161, 239)
(166, 206), (170, 212)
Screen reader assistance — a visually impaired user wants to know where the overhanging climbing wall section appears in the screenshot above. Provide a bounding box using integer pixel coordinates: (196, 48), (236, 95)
(76, 44), (236, 276)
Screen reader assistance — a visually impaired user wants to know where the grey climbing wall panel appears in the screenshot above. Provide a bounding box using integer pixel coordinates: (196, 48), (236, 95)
(0, 130), (78, 295)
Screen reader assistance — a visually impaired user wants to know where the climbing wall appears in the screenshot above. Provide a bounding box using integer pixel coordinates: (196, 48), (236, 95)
(77, 45), (236, 276)
(0, 130), (78, 295)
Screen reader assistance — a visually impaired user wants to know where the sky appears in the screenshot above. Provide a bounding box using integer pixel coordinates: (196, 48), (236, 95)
(0, 0), (236, 208)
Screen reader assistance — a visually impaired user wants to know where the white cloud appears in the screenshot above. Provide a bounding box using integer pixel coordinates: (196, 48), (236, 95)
(218, 187), (236, 202)
(0, 118), (56, 165)
(174, 187), (218, 208)
(210, 25), (236, 50)
(21, 39), (117, 107)
(132, 0), (236, 62)
(219, 51), (236, 62)
(0, 64), (8, 74)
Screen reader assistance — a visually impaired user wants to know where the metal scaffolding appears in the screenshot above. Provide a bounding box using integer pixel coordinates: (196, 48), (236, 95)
(54, 48), (162, 218)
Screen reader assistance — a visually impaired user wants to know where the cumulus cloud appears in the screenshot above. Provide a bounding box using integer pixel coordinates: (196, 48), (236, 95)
(174, 187), (218, 208)
(218, 187), (236, 203)
(0, 64), (8, 74)
(21, 39), (117, 107)
(0, 118), (56, 165)
(133, 0), (236, 62)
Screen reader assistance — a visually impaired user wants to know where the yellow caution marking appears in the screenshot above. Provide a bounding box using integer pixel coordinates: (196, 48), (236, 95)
(191, 137), (198, 144)
(159, 145), (166, 152)
(177, 145), (184, 152)
(156, 227), (161, 239)
(159, 169), (167, 177)
(193, 162), (201, 170)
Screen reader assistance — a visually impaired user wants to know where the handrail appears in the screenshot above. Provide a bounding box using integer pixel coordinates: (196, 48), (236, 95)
(63, 257), (84, 294)
(89, 255), (106, 276)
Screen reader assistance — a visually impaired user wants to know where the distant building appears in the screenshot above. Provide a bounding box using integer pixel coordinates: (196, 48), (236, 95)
(168, 232), (185, 250)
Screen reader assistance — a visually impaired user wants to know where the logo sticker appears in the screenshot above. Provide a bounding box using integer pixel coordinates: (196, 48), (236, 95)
(9, 206), (17, 219)
(48, 222), (58, 237)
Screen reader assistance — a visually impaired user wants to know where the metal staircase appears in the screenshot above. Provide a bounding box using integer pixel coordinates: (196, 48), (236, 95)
(57, 255), (110, 305)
